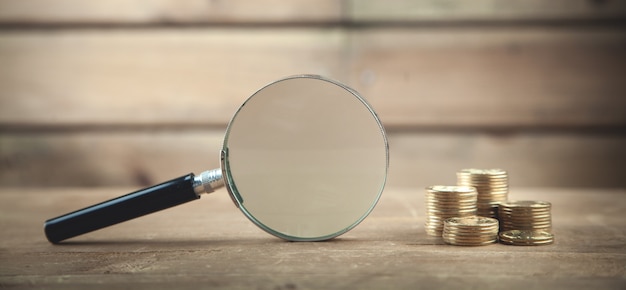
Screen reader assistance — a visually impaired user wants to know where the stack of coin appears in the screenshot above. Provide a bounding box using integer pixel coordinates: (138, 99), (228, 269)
(498, 200), (552, 233)
(499, 230), (554, 246)
(424, 185), (477, 237)
(442, 216), (499, 246)
(456, 169), (508, 218)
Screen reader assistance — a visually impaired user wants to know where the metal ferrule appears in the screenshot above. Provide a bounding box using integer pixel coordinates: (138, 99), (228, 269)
(193, 168), (224, 195)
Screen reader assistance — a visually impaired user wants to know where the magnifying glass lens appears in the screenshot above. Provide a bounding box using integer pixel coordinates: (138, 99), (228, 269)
(223, 76), (388, 241)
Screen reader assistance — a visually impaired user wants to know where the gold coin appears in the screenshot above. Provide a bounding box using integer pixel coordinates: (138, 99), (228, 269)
(500, 225), (552, 230)
(499, 209), (551, 213)
(443, 236), (498, 243)
(458, 181), (508, 185)
(426, 185), (477, 193)
(499, 230), (554, 246)
(443, 238), (497, 246)
(501, 222), (552, 228)
(443, 232), (498, 239)
(500, 204), (549, 208)
(500, 214), (551, 220)
(501, 218), (549, 222)
(501, 227), (552, 233)
(444, 224), (500, 231)
(443, 229), (498, 236)
(427, 205), (478, 211)
(426, 191), (478, 196)
(443, 237), (498, 243)
(500, 212), (551, 216)
(445, 222), (500, 228)
(457, 168), (507, 175)
(445, 216), (499, 227)
(457, 179), (509, 183)
(457, 181), (508, 185)
(500, 200), (551, 209)
(443, 232), (497, 238)
(427, 199), (477, 204)
(501, 219), (552, 224)
(502, 221), (552, 225)
(427, 200), (477, 205)
(458, 182), (507, 186)
(500, 218), (551, 223)
(458, 184), (507, 188)
(428, 212), (478, 217)
(427, 204), (478, 209)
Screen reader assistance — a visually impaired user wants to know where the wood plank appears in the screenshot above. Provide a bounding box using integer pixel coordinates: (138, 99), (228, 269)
(0, 0), (342, 24)
(0, 130), (225, 187)
(1, 0), (625, 25)
(387, 132), (626, 188)
(0, 187), (624, 289)
(348, 27), (626, 128)
(1, 131), (625, 188)
(1, 27), (625, 129)
(0, 28), (346, 126)
(349, 0), (626, 22)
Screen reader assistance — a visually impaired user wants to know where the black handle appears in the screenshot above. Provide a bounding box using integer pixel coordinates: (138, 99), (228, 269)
(44, 173), (200, 244)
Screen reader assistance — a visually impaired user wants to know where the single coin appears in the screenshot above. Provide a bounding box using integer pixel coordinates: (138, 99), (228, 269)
(499, 230), (554, 246)
(445, 216), (499, 227)
(443, 234), (498, 241)
(427, 206), (478, 211)
(458, 178), (509, 182)
(444, 224), (500, 231)
(443, 238), (497, 246)
(500, 200), (551, 209)
(457, 168), (508, 175)
(427, 185), (477, 193)
(499, 209), (552, 213)
(501, 219), (552, 225)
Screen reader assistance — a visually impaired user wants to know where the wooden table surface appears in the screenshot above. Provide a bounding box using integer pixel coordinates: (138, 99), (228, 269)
(0, 187), (624, 289)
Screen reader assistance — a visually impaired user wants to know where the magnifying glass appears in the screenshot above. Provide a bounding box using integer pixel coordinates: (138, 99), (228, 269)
(44, 75), (388, 243)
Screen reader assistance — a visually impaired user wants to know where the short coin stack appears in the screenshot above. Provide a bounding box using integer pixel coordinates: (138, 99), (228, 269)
(499, 230), (554, 246)
(457, 169), (508, 218)
(424, 186), (477, 237)
(498, 200), (552, 233)
(442, 216), (499, 246)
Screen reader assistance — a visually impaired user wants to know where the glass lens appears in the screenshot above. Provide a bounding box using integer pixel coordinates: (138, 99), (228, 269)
(222, 75), (388, 241)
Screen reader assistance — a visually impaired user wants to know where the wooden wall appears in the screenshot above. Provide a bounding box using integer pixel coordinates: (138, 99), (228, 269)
(1, 0), (625, 189)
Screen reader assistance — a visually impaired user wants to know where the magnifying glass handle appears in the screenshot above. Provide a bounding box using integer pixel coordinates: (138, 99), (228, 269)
(44, 169), (223, 244)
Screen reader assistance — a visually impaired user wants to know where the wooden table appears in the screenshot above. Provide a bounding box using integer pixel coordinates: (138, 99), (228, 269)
(0, 187), (624, 289)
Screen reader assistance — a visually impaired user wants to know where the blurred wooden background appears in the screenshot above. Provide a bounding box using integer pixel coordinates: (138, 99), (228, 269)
(1, 0), (625, 189)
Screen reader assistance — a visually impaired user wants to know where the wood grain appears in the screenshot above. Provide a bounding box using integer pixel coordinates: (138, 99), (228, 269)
(0, 0), (342, 24)
(349, 0), (626, 22)
(1, 27), (624, 128)
(1, 2), (625, 189)
(0, 187), (624, 289)
(2, 131), (625, 188)
(348, 27), (626, 128)
(0, 28), (345, 126)
(1, 0), (624, 25)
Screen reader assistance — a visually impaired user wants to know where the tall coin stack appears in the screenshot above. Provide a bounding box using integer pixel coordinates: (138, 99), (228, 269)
(424, 185), (477, 237)
(456, 169), (508, 218)
(498, 200), (552, 233)
(443, 216), (499, 246)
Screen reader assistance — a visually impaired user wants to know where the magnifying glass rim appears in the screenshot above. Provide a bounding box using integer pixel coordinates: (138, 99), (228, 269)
(221, 74), (389, 241)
